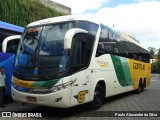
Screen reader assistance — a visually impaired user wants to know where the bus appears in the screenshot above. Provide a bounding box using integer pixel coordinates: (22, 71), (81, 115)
(11, 15), (151, 109)
(0, 21), (24, 95)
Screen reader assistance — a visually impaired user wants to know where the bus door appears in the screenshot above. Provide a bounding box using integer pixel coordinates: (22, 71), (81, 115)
(71, 34), (90, 106)
(71, 70), (86, 106)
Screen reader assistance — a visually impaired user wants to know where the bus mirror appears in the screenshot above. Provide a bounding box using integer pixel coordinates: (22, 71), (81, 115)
(2, 35), (21, 53)
(64, 28), (88, 49)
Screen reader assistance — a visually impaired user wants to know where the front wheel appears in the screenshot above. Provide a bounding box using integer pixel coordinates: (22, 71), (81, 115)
(89, 84), (105, 110)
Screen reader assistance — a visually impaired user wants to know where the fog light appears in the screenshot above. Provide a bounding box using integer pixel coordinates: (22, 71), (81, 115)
(54, 97), (62, 103)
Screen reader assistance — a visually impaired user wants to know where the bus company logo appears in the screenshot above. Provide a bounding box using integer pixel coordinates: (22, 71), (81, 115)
(74, 90), (88, 103)
(2, 112), (11, 117)
(97, 60), (109, 68)
(33, 68), (39, 75)
(133, 63), (145, 70)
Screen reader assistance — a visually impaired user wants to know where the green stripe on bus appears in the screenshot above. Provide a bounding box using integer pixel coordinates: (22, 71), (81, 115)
(32, 78), (60, 89)
(111, 55), (133, 86)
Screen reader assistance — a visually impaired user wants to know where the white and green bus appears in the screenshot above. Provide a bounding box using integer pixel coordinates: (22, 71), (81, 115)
(11, 15), (151, 109)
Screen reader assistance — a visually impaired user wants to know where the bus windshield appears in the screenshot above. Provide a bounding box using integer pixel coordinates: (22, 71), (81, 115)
(16, 21), (76, 74)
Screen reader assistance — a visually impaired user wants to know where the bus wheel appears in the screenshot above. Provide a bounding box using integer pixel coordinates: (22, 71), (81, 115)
(136, 81), (142, 94)
(142, 80), (146, 92)
(89, 84), (104, 109)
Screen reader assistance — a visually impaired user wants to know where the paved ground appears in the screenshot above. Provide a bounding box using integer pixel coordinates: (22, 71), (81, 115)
(0, 76), (160, 120)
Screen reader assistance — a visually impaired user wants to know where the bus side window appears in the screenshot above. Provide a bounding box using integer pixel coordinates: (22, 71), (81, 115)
(142, 51), (150, 63)
(132, 54), (137, 60)
(104, 45), (111, 53)
(96, 25), (109, 57)
(100, 27), (108, 39)
(72, 34), (86, 72)
(114, 48), (119, 54)
(109, 31), (113, 40)
(88, 22), (99, 35)
(123, 41), (131, 58)
(118, 41), (124, 56)
(73, 41), (85, 66)
(78, 21), (88, 31)
(124, 51), (128, 57)
(6, 39), (19, 53)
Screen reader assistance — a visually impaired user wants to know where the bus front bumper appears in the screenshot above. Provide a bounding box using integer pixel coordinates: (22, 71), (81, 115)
(11, 86), (71, 108)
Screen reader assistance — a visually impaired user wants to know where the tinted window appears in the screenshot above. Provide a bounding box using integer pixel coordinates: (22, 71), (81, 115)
(6, 39), (20, 53)
(78, 21), (88, 31)
(96, 25), (110, 57)
(141, 48), (150, 63)
(88, 22), (98, 35)
(109, 31), (114, 40)
(72, 33), (95, 72)
(96, 25), (150, 62)
(124, 41), (132, 58)
(78, 21), (98, 36)
(115, 40), (124, 56)
(100, 26), (108, 39)
(112, 34), (121, 55)
(96, 25), (123, 57)
(73, 40), (85, 66)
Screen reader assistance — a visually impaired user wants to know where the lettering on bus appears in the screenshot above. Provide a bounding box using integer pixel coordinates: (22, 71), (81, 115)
(133, 63), (145, 70)
(97, 60), (109, 68)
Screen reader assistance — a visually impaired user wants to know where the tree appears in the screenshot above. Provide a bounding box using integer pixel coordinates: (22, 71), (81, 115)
(148, 47), (156, 63)
(152, 61), (160, 73)
(156, 48), (160, 62)
(0, 0), (64, 27)
(150, 47), (160, 73)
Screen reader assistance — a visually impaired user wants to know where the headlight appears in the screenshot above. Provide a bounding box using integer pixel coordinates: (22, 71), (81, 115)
(50, 80), (76, 92)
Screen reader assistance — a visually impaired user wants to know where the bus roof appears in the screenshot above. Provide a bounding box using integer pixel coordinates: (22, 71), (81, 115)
(0, 21), (24, 33)
(27, 15), (100, 27)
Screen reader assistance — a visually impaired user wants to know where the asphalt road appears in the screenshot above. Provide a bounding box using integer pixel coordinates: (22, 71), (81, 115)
(0, 76), (160, 120)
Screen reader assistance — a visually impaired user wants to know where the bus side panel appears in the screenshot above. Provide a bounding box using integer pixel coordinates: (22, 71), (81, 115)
(0, 52), (15, 95)
(146, 63), (151, 87)
(88, 54), (117, 100)
(128, 59), (151, 90)
(110, 55), (134, 93)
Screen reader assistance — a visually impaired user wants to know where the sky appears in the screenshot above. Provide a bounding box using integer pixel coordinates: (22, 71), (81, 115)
(53, 0), (160, 50)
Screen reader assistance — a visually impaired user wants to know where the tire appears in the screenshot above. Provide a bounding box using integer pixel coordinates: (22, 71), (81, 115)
(136, 81), (142, 94)
(89, 84), (105, 110)
(141, 80), (146, 92)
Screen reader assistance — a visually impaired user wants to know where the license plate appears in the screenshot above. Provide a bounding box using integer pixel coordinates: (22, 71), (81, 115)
(26, 96), (37, 102)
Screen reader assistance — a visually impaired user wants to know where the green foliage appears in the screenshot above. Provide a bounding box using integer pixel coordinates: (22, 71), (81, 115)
(152, 61), (160, 74)
(148, 47), (156, 59)
(148, 47), (160, 73)
(0, 0), (64, 27)
(156, 48), (160, 62)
